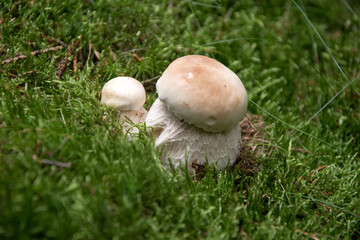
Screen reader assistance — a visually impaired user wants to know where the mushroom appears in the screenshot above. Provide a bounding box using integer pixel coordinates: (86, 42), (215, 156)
(101, 77), (147, 132)
(146, 55), (248, 172)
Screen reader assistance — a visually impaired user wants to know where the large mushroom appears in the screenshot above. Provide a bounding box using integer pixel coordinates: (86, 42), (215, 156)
(146, 55), (248, 172)
(101, 77), (147, 133)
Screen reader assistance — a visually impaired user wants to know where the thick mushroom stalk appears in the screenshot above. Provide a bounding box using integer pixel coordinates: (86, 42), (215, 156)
(146, 99), (241, 171)
(101, 77), (147, 133)
(146, 55), (248, 172)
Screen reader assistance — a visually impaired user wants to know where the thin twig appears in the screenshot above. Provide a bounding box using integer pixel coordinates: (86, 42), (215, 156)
(132, 53), (144, 62)
(16, 70), (38, 78)
(278, 180), (290, 202)
(292, 147), (311, 153)
(73, 52), (78, 73)
(0, 69), (17, 77)
(295, 230), (320, 240)
(45, 36), (65, 46)
(311, 165), (328, 177)
(39, 159), (72, 168)
(0, 44), (5, 54)
(142, 75), (161, 85)
(120, 48), (146, 55)
(98, 90), (102, 101)
(92, 44), (101, 60)
(37, 33), (65, 46)
(91, 44), (109, 64)
(1, 45), (64, 65)
(0, 68), (38, 78)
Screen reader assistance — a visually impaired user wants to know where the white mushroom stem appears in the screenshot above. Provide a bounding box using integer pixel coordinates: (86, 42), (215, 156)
(120, 108), (148, 133)
(120, 108), (148, 124)
(146, 99), (241, 172)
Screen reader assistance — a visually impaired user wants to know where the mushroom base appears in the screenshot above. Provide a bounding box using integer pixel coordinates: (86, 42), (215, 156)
(146, 99), (242, 172)
(120, 108), (147, 133)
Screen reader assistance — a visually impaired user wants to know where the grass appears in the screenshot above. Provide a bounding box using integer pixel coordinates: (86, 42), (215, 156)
(1, 0), (360, 239)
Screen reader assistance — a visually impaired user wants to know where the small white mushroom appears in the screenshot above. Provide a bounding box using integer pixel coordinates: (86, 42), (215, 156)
(101, 77), (147, 132)
(146, 55), (248, 172)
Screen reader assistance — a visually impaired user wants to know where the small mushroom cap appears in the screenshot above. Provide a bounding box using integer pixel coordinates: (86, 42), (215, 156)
(101, 77), (146, 111)
(156, 55), (248, 133)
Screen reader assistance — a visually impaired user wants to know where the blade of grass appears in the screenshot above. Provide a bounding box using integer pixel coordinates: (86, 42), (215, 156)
(187, 0), (216, 58)
(299, 0), (319, 64)
(300, 75), (360, 128)
(202, 37), (267, 46)
(291, 0), (360, 96)
(189, 1), (221, 9)
(249, 99), (335, 147)
(341, 0), (359, 18)
(290, 193), (360, 220)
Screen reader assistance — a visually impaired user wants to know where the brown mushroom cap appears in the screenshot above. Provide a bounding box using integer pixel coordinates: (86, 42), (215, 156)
(156, 55), (248, 132)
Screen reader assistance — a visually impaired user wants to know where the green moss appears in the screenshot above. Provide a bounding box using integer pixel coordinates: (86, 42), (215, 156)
(0, 0), (359, 239)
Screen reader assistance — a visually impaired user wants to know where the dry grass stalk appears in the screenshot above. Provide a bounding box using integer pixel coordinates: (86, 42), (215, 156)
(1, 45), (64, 65)
(132, 53), (144, 62)
(0, 44), (6, 54)
(73, 52), (78, 73)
